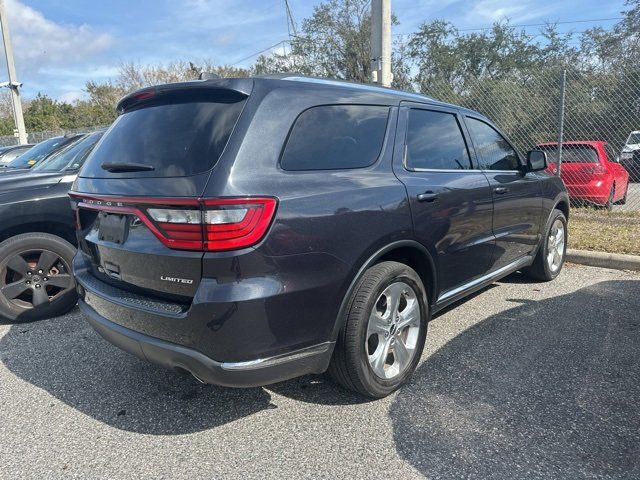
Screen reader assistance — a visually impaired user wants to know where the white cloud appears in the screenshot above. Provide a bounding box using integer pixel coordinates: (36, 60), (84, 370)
(1, 0), (113, 74)
(58, 90), (86, 104)
(464, 0), (557, 24)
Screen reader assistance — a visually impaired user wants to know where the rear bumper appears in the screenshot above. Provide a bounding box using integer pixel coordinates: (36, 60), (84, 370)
(73, 250), (343, 386)
(564, 181), (611, 205)
(79, 299), (334, 388)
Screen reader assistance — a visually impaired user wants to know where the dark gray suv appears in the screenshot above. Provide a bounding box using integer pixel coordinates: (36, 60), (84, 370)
(70, 75), (568, 398)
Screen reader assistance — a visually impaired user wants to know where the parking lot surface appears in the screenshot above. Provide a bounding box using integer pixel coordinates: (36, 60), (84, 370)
(1, 264), (639, 479)
(615, 182), (640, 211)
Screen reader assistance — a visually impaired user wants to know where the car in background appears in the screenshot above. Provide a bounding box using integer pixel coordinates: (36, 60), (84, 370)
(620, 131), (640, 181)
(0, 144), (34, 167)
(0, 129), (104, 322)
(0, 134), (85, 174)
(537, 141), (629, 210)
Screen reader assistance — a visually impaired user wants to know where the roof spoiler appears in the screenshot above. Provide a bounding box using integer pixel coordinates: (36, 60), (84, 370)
(116, 78), (254, 113)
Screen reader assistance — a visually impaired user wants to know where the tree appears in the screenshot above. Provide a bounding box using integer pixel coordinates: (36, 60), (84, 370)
(255, 0), (372, 81)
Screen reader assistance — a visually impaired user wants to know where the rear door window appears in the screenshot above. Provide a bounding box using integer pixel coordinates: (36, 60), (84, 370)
(405, 109), (471, 170)
(280, 105), (389, 171)
(80, 93), (246, 178)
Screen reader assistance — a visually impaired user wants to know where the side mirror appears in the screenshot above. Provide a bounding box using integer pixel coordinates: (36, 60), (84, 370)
(526, 150), (547, 172)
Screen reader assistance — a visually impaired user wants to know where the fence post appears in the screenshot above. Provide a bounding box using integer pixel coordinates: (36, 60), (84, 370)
(556, 69), (567, 177)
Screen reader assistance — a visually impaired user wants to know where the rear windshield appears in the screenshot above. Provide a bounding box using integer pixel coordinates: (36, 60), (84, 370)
(538, 145), (599, 163)
(81, 94), (246, 178)
(7, 136), (76, 169)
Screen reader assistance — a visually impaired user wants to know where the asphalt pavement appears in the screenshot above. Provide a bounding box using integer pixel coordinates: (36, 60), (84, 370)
(1, 264), (639, 479)
(615, 182), (640, 211)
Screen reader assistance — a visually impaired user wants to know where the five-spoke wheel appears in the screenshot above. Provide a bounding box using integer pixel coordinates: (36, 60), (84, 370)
(2, 249), (74, 309)
(0, 233), (77, 321)
(329, 261), (428, 398)
(546, 218), (565, 274)
(366, 281), (421, 380)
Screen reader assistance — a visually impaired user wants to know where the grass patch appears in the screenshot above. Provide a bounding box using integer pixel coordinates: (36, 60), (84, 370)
(569, 208), (640, 255)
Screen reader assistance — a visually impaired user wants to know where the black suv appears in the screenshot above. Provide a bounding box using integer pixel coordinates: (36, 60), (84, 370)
(70, 76), (568, 398)
(0, 130), (104, 321)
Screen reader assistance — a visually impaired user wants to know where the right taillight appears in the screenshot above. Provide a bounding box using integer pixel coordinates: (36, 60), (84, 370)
(70, 194), (278, 252)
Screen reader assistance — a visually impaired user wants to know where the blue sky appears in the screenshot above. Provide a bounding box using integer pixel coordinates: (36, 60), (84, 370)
(1, 0), (627, 102)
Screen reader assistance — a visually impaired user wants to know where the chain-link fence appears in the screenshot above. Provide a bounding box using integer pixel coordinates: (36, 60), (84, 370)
(0, 125), (108, 147)
(425, 69), (640, 214)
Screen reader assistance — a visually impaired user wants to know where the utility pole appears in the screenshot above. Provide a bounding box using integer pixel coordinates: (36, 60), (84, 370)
(0, 0), (27, 144)
(370, 0), (392, 87)
(284, 0), (298, 39)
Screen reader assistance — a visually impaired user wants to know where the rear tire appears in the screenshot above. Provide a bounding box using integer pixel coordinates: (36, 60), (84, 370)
(523, 210), (567, 282)
(328, 261), (428, 398)
(0, 233), (77, 322)
(615, 182), (628, 205)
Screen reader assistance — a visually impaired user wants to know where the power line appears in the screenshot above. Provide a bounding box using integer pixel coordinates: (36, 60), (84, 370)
(230, 39), (289, 66)
(392, 16), (623, 37)
(230, 16), (623, 66)
(457, 16), (623, 32)
(284, 0), (298, 39)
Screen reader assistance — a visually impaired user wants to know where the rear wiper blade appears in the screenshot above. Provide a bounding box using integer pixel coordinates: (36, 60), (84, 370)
(101, 162), (155, 172)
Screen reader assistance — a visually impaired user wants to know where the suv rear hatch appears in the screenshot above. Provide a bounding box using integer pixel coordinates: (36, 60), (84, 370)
(71, 80), (260, 301)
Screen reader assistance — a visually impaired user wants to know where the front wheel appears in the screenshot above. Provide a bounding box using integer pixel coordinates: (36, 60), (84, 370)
(328, 261), (428, 398)
(0, 233), (77, 322)
(523, 210), (567, 281)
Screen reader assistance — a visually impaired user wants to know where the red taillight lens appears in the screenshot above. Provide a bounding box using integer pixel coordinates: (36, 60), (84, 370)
(71, 194), (278, 252)
(202, 198), (277, 251)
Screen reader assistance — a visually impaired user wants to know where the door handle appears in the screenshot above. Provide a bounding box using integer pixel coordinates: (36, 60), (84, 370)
(417, 191), (439, 202)
(494, 186), (509, 194)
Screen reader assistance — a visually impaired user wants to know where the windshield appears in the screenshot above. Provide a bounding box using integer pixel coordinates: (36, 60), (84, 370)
(626, 133), (640, 145)
(33, 131), (103, 172)
(7, 136), (76, 169)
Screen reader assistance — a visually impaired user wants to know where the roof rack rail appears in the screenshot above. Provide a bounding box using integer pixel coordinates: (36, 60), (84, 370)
(199, 72), (221, 80)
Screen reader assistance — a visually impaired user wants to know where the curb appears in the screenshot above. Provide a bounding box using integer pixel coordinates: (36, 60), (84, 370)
(566, 249), (640, 271)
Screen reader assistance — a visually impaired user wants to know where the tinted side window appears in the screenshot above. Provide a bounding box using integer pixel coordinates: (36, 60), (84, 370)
(466, 117), (520, 170)
(405, 109), (471, 170)
(280, 105), (389, 171)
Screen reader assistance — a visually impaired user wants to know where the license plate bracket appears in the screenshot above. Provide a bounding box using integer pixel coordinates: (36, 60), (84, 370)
(98, 212), (128, 245)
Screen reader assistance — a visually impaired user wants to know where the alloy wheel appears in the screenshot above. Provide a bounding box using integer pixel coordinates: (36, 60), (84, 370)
(546, 219), (565, 273)
(366, 281), (421, 379)
(0, 249), (74, 309)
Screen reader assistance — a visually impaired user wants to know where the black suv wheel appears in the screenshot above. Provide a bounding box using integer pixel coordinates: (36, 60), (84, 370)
(0, 233), (77, 322)
(329, 261), (429, 398)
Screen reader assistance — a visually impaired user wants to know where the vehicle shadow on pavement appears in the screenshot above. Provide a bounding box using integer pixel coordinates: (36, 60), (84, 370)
(0, 308), (274, 435)
(390, 279), (640, 479)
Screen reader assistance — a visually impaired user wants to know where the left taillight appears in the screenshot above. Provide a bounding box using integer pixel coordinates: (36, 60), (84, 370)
(202, 198), (278, 251)
(71, 195), (278, 252)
